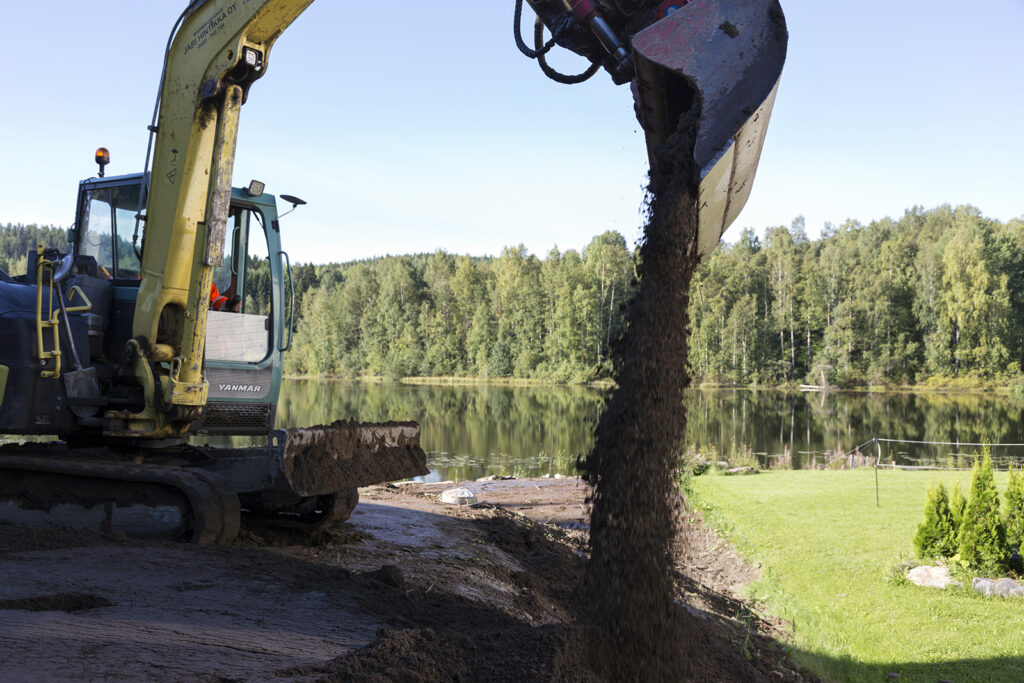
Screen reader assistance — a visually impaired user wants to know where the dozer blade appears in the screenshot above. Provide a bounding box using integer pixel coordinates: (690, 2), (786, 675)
(631, 0), (788, 263)
(272, 420), (429, 497)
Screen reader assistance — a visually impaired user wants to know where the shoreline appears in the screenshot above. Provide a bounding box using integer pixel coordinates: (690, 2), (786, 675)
(282, 373), (1021, 395)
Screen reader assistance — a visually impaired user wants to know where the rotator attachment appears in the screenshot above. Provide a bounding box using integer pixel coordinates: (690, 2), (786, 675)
(567, 0), (633, 84)
(519, 0), (787, 263)
(631, 0), (788, 263)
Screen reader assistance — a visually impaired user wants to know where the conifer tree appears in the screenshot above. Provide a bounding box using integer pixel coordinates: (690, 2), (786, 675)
(949, 479), (967, 535)
(959, 452), (1008, 574)
(913, 483), (957, 559)
(1004, 464), (1024, 550)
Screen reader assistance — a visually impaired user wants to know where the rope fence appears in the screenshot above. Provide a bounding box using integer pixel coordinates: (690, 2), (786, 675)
(752, 437), (1024, 472)
(862, 436), (1024, 507)
(870, 437), (1024, 470)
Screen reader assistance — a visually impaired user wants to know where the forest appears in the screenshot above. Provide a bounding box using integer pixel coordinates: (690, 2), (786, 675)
(3, 202), (1023, 387)
(690, 205), (1024, 387)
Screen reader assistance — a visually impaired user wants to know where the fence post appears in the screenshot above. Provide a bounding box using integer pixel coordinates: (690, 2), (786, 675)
(874, 437), (880, 508)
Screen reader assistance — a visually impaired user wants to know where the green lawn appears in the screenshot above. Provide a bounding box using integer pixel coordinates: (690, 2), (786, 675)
(689, 469), (1024, 682)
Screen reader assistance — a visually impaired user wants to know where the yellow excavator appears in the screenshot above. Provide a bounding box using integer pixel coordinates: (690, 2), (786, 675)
(0, 0), (786, 542)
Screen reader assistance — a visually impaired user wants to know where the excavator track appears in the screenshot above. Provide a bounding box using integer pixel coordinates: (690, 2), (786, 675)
(0, 452), (240, 543)
(0, 420), (428, 542)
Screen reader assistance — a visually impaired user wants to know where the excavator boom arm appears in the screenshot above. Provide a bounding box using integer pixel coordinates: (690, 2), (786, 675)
(121, 0), (313, 437)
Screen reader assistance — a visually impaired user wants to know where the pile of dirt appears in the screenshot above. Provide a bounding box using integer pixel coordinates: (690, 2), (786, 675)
(282, 492), (806, 682)
(298, 624), (597, 683)
(576, 86), (703, 679)
(282, 501), (596, 681)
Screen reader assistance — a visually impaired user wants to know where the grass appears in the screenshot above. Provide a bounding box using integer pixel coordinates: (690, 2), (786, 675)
(689, 468), (1024, 682)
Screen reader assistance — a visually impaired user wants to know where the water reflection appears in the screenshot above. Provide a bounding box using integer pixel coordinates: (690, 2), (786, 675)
(6, 383), (1022, 481)
(277, 381), (1024, 480)
(276, 380), (606, 482)
(688, 389), (1024, 470)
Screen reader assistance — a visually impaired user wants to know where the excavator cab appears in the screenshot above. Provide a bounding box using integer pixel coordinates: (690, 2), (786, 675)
(0, 0), (433, 543)
(203, 187), (294, 434)
(67, 173), (293, 436)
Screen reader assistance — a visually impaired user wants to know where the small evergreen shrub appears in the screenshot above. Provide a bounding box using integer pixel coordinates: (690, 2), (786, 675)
(949, 479), (967, 531)
(1004, 464), (1024, 550)
(958, 452), (1008, 574)
(913, 483), (957, 559)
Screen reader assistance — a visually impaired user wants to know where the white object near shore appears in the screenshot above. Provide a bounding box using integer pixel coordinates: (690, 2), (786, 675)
(439, 488), (478, 506)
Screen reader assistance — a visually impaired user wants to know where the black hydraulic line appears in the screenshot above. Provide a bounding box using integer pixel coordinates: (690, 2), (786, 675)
(54, 280), (84, 371)
(132, 1), (205, 262)
(514, 0), (564, 59)
(515, 0), (598, 84)
(534, 18), (601, 85)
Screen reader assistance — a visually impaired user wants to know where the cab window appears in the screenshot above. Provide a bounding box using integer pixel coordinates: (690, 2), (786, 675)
(211, 209), (244, 298)
(112, 184), (142, 278)
(78, 181), (144, 279)
(79, 188), (114, 278)
(206, 205), (272, 363)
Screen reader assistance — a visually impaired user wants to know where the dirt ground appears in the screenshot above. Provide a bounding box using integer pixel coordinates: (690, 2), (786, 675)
(0, 477), (814, 682)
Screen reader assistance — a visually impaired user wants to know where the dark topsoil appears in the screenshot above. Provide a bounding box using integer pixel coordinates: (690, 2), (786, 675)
(0, 482), (814, 682)
(316, 523), (803, 681)
(282, 483), (813, 682)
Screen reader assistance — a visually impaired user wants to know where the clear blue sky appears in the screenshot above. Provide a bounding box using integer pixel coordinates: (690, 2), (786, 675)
(0, 1), (1020, 264)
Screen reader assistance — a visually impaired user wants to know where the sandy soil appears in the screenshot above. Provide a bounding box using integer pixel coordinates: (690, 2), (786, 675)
(0, 478), (813, 682)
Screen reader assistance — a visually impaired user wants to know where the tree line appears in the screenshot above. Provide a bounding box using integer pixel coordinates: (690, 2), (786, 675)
(5, 203), (1024, 386)
(0, 223), (67, 276)
(692, 205), (1024, 386)
(283, 231), (635, 382)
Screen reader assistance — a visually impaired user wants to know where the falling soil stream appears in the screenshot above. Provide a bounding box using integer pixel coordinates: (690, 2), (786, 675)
(577, 95), (703, 680)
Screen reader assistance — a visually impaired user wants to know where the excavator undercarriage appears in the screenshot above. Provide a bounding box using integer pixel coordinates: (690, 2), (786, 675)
(0, 422), (427, 542)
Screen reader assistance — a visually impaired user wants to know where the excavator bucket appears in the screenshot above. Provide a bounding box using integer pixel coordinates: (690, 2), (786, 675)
(273, 421), (429, 497)
(631, 0), (788, 263)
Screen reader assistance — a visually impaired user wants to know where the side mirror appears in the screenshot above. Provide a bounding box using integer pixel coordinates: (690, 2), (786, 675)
(54, 253), (75, 283)
(277, 194), (306, 219)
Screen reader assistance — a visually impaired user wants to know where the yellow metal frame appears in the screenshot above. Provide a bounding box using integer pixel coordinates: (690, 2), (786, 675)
(35, 248), (60, 379)
(33, 244), (93, 380)
(115, 0), (313, 439)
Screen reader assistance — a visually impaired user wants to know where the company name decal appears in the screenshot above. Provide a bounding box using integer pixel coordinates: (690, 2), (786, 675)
(218, 384), (263, 392)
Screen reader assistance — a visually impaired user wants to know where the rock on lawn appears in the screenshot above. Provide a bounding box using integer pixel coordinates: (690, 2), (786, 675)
(907, 565), (959, 589)
(972, 577), (1024, 598)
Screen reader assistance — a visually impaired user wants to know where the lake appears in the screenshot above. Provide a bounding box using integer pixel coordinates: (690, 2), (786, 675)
(277, 380), (1024, 481)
